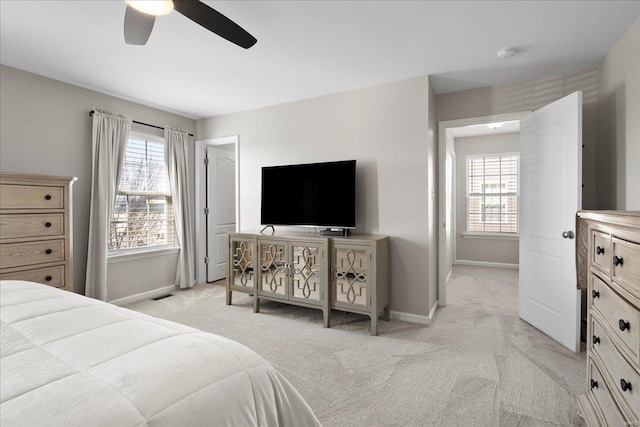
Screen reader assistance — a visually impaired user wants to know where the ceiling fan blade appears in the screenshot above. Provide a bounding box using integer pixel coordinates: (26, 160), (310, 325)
(173, 0), (257, 49)
(124, 5), (156, 45)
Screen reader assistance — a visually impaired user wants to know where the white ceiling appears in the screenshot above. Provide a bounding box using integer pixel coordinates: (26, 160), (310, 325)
(1, 1), (638, 119)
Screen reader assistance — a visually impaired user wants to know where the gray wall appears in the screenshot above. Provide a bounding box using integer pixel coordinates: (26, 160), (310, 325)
(197, 76), (438, 318)
(0, 65), (196, 300)
(596, 17), (639, 210)
(454, 133), (520, 265)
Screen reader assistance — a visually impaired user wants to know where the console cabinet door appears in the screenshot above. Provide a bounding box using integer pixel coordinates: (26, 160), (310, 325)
(258, 240), (288, 299)
(290, 242), (325, 305)
(229, 236), (256, 291)
(331, 243), (370, 311)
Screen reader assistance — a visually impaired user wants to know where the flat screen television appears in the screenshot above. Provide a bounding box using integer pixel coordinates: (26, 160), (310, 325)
(261, 160), (356, 229)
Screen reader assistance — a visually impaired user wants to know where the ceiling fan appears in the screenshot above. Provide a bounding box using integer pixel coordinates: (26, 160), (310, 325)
(124, 0), (257, 49)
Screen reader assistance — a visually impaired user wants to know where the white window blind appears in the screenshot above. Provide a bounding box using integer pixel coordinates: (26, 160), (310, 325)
(466, 154), (519, 233)
(109, 136), (175, 251)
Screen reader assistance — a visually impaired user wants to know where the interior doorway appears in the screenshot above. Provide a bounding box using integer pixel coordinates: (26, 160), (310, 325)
(438, 112), (527, 308)
(195, 136), (240, 284)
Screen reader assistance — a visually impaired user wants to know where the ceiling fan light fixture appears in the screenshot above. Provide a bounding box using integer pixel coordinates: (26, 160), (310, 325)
(125, 0), (174, 16)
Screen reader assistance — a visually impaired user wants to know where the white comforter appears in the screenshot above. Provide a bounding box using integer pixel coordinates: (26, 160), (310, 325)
(0, 281), (320, 427)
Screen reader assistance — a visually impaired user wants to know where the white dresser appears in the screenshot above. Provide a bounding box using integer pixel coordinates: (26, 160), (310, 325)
(577, 211), (640, 426)
(0, 172), (76, 291)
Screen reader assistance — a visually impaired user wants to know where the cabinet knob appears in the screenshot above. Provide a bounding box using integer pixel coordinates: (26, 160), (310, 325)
(45, 249), (52, 255)
(619, 319), (630, 331)
(596, 246), (604, 255)
(44, 194), (52, 200)
(592, 290), (600, 299)
(592, 335), (600, 345)
(613, 255), (623, 266)
(590, 379), (598, 389)
(45, 222), (52, 228)
(620, 379), (632, 392)
(45, 276), (52, 281)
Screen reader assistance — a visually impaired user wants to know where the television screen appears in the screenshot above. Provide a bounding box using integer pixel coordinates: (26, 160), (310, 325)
(261, 160), (356, 229)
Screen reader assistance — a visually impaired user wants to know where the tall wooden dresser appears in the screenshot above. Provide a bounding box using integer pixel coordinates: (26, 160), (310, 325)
(577, 211), (640, 426)
(0, 172), (76, 291)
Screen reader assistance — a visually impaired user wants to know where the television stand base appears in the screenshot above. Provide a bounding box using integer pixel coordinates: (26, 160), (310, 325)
(320, 228), (350, 237)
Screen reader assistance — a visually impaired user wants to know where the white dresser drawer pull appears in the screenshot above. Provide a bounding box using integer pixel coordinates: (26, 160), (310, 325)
(613, 255), (623, 266)
(620, 379), (632, 392)
(618, 319), (630, 331)
(592, 290), (600, 299)
(596, 246), (605, 255)
(592, 335), (600, 345)
(590, 379), (598, 389)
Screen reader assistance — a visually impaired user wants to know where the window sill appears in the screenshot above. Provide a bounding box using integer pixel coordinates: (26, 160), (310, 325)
(461, 232), (519, 241)
(108, 246), (180, 264)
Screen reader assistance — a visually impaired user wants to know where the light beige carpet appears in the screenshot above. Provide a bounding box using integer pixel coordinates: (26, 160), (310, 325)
(126, 265), (586, 426)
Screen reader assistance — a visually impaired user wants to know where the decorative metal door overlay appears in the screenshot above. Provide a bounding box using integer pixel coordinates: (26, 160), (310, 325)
(260, 243), (286, 295)
(334, 248), (367, 306)
(292, 246), (321, 301)
(231, 241), (254, 287)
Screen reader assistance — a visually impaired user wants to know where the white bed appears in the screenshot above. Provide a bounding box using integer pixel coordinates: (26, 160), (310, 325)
(0, 280), (320, 427)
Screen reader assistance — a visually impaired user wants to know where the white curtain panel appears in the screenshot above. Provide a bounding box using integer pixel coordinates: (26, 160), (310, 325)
(85, 109), (131, 300)
(165, 127), (196, 288)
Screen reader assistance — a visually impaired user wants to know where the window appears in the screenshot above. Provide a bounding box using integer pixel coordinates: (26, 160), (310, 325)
(109, 135), (175, 251)
(466, 154), (518, 233)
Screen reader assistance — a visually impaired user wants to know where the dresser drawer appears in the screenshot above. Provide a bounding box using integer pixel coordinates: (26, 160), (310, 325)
(0, 240), (65, 269)
(591, 275), (640, 366)
(590, 317), (640, 420)
(0, 214), (64, 240)
(0, 184), (64, 209)
(587, 358), (628, 427)
(592, 231), (611, 275)
(612, 237), (640, 296)
(0, 265), (65, 288)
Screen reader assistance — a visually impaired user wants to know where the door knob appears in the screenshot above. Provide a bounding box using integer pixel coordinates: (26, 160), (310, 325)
(562, 231), (575, 239)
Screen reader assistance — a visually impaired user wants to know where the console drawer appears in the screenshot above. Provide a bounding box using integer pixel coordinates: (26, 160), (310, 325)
(591, 275), (640, 365)
(0, 240), (65, 269)
(0, 214), (64, 239)
(0, 185), (64, 209)
(0, 265), (65, 288)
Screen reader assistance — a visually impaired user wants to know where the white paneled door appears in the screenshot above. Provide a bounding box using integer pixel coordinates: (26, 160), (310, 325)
(206, 146), (236, 282)
(519, 92), (582, 352)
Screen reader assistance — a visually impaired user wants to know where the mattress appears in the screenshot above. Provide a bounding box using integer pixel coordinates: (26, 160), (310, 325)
(0, 280), (320, 427)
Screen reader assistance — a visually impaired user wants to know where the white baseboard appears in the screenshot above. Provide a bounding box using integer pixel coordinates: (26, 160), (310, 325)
(390, 300), (439, 325)
(455, 259), (519, 269)
(109, 285), (176, 306)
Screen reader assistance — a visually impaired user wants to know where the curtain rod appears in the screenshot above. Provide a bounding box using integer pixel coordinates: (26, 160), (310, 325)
(89, 110), (193, 137)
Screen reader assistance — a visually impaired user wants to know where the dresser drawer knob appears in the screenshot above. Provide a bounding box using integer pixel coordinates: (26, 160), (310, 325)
(592, 335), (600, 345)
(45, 276), (52, 281)
(45, 222), (52, 228)
(620, 379), (632, 392)
(45, 249), (52, 255)
(613, 255), (623, 266)
(619, 319), (630, 331)
(596, 246), (604, 255)
(44, 194), (52, 200)
(590, 379), (598, 389)
(592, 290), (600, 299)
